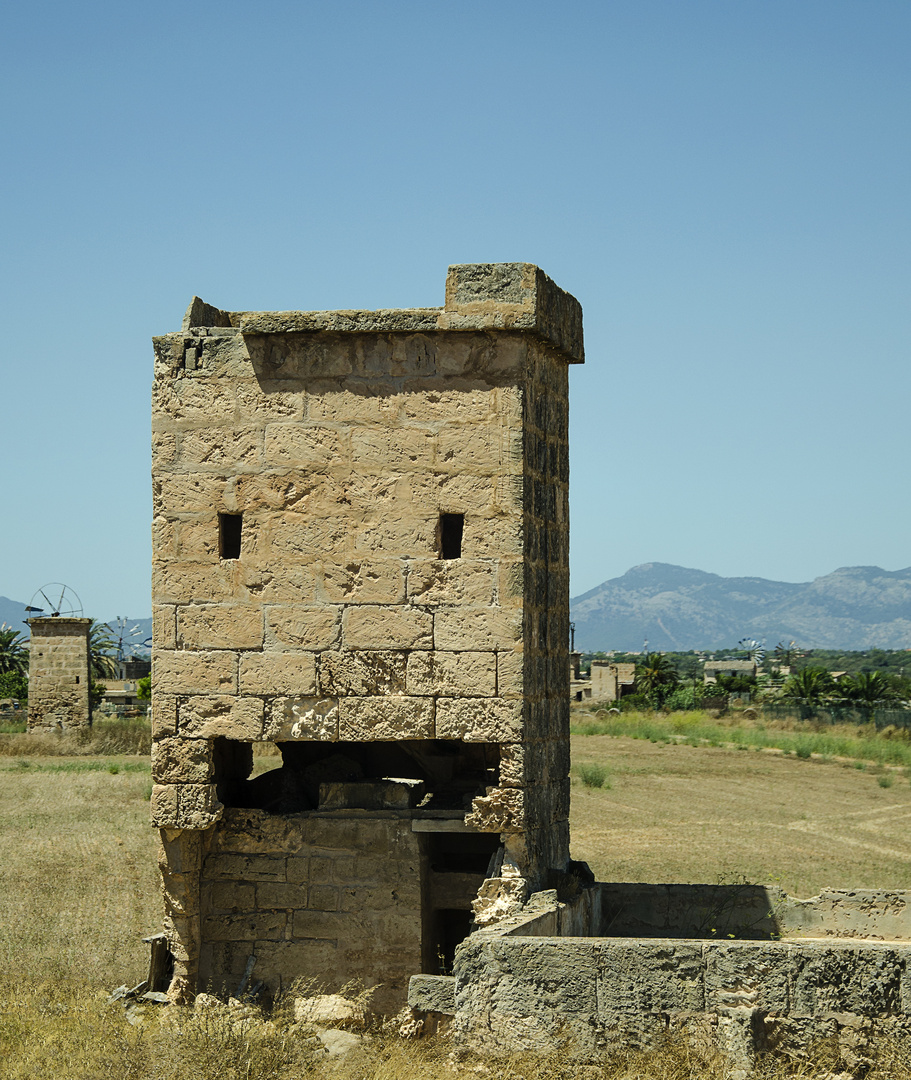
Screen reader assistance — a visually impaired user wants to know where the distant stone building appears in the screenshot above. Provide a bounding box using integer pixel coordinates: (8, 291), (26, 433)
(151, 263), (583, 1006)
(703, 659), (756, 684)
(590, 660), (636, 701)
(27, 617), (92, 731)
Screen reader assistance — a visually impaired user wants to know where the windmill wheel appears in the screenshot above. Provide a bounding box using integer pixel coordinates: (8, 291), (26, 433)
(27, 583), (84, 619)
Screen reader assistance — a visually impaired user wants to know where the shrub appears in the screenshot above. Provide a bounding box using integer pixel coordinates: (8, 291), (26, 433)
(577, 763), (610, 789)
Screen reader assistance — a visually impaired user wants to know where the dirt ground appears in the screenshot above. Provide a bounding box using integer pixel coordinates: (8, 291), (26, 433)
(569, 734), (911, 898)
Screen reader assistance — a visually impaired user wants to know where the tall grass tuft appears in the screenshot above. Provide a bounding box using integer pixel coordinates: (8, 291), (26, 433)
(577, 763), (611, 789)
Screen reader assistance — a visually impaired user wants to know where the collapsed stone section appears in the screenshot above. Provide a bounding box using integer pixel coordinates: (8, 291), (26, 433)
(151, 263), (583, 1005)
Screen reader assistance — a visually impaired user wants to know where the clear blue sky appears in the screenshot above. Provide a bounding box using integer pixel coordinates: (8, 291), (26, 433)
(2, 0), (909, 619)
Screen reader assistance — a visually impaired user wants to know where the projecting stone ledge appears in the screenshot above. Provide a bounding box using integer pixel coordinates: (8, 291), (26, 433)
(183, 263), (584, 364)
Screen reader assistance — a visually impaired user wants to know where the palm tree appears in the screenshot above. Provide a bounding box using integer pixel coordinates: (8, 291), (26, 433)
(837, 671), (900, 707)
(0, 624), (28, 675)
(780, 667), (834, 708)
(635, 653), (680, 705)
(89, 620), (119, 679)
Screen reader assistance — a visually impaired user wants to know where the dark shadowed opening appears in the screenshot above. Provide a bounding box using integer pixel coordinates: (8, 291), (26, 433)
(439, 513), (463, 559)
(219, 513), (242, 559)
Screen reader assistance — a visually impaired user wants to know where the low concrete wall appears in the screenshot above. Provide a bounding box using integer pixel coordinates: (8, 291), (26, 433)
(409, 883), (911, 1072)
(598, 882), (911, 941)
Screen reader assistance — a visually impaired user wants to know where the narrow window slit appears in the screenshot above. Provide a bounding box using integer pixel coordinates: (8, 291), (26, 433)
(439, 513), (463, 559)
(219, 513), (243, 559)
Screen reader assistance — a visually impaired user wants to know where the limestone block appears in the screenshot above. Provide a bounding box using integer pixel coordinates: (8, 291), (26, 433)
(157, 829), (204, 877)
(256, 881), (309, 909)
(202, 912), (287, 942)
(263, 423), (348, 468)
(197, 331), (254, 377)
(245, 331), (354, 379)
(174, 518), (220, 559)
(151, 431), (178, 468)
(352, 516), (437, 558)
(338, 696), (434, 740)
(406, 651), (496, 697)
(239, 652), (317, 695)
(153, 473), (232, 516)
(320, 560), (405, 604)
(151, 694), (178, 737)
(436, 698), (523, 742)
(265, 605), (340, 651)
(152, 561), (238, 605)
(268, 512), (350, 560)
(152, 736), (214, 784)
(206, 881), (257, 914)
(204, 853), (287, 880)
(408, 975), (456, 1015)
(459, 515), (524, 560)
(351, 426), (434, 472)
(177, 605), (264, 650)
(241, 563), (320, 603)
(400, 379), (492, 423)
(319, 651), (407, 696)
(152, 377), (235, 426)
(154, 650), (237, 695)
(152, 516), (178, 559)
(265, 696), (339, 741)
(596, 941), (705, 1015)
(465, 787), (525, 832)
(433, 608), (522, 651)
(178, 695), (264, 740)
(436, 424), (514, 475)
(343, 605), (432, 650)
(152, 605), (177, 650)
(163, 912), (200, 963)
(406, 560), (495, 606)
(791, 945), (901, 1016)
(233, 471), (324, 513)
(408, 471), (499, 515)
(498, 743), (526, 787)
(307, 382), (403, 424)
(235, 379), (304, 423)
(496, 649), (525, 698)
(151, 784), (224, 830)
(704, 942), (791, 1014)
(178, 427), (262, 471)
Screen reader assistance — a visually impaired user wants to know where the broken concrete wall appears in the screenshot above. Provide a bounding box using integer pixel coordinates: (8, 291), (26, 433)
(151, 263), (583, 1001)
(27, 616), (92, 731)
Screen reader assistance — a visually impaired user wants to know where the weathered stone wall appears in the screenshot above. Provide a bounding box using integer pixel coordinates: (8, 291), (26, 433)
(27, 617), (91, 731)
(196, 809), (424, 1013)
(409, 884), (911, 1071)
(151, 263), (583, 1001)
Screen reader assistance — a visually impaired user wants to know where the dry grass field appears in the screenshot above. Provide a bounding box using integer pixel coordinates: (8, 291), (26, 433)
(4, 718), (911, 1077)
(570, 733), (911, 897)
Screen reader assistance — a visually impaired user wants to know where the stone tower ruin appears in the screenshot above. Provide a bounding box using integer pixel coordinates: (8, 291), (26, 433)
(27, 616), (92, 731)
(150, 262), (583, 1007)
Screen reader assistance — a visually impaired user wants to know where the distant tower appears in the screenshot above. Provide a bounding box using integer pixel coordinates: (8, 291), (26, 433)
(27, 617), (92, 731)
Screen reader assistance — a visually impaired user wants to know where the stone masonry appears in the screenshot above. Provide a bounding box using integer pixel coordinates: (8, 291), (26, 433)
(151, 263), (584, 1006)
(27, 616), (92, 731)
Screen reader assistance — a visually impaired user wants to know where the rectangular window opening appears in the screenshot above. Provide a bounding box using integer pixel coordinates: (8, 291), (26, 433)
(219, 513), (242, 560)
(439, 513), (463, 560)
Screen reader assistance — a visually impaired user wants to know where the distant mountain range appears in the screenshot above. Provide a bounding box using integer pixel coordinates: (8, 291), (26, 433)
(0, 596), (151, 654)
(570, 564), (911, 652)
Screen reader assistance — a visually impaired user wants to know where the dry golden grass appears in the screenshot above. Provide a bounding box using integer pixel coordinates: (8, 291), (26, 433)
(4, 735), (911, 1076)
(569, 731), (911, 897)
